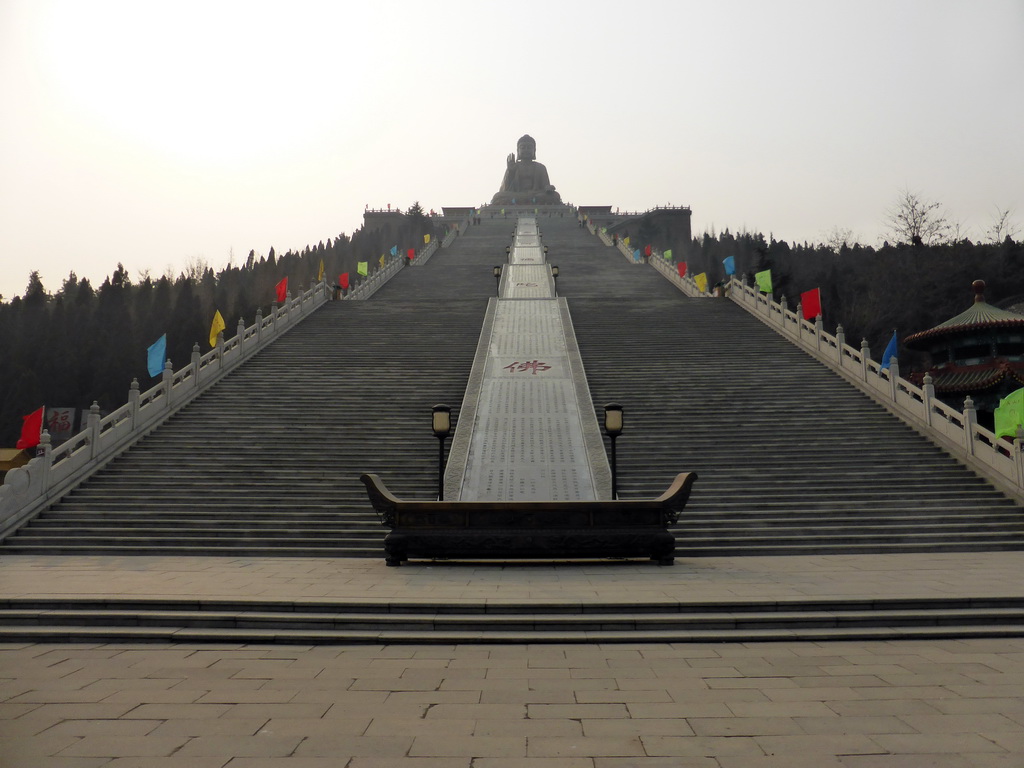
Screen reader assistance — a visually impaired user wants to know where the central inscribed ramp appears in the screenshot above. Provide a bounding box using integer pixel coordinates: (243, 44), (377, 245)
(446, 218), (609, 501)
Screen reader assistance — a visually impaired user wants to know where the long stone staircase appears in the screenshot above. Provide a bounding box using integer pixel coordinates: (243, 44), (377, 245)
(3, 216), (1023, 558)
(2, 214), (1024, 643)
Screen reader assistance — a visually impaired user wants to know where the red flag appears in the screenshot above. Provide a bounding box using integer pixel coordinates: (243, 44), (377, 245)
(644, 245), (652, 257)
(16, 406), (44, 450)
(677, 262), (687, 278)
(801, 287), (822, 320)
(339, 273), (349, 290)
(275, 277), (288, 303)
(407, 248), (415, 260)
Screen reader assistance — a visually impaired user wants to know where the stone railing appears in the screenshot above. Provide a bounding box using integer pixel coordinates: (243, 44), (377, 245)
(441, 217), (470, 249)
(345, 254), (407, 297)
(409, 238), (441, 267)
(0, 255), (413, 539)
(725, 276), (1024, 502)
(647, 253), (708, 299)
(613, 205), (692, 217)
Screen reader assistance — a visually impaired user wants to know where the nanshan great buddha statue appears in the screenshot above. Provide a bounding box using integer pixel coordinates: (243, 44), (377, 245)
(491, 135), (562, 205)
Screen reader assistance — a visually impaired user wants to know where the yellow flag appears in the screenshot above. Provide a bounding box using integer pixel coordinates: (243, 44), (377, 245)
(694, 273), (708, 294)
(379, 254), (385, 268)
(209, 310), (225, 348)
(423, 234), (431, 244)
(317, 259), (324, 282)
(624, 237), (630, 247)
(357, 261), (368, 276)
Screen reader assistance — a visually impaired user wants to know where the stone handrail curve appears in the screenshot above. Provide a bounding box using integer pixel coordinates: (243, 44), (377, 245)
(723, 275), (1024, 502)
(0, 255), (412, 538)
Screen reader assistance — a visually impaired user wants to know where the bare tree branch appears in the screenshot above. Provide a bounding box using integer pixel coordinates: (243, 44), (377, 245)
(883, 188), (951, 246)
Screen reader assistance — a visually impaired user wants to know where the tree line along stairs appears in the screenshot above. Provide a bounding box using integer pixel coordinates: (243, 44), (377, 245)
(1, 215), (1022, 643)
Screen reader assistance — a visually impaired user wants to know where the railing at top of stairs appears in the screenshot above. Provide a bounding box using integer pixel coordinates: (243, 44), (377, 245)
(0, 255), (413, 539)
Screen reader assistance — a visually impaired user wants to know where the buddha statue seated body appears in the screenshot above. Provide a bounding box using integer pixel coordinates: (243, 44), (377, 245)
(491, 134), (562, 205)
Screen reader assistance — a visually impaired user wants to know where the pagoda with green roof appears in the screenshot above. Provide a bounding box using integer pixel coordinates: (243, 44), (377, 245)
(905, 280), (1024, 413)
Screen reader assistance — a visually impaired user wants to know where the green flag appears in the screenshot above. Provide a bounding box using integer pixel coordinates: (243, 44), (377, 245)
(663, 249), (673, 261)
(357, 261), (368, 277)
(994, 388), (1024, 439)
(755, 269), (773, 293)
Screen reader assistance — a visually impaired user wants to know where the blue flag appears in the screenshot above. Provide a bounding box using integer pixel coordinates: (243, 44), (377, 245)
(147, 334), (167, 378)
(390, 245), (398, 257)
(880, 331), (898, 370)
(633, 249), (641, 262)
(723, 255), (736, 276)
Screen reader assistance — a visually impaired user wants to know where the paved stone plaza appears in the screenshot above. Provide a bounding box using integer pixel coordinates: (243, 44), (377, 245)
(2, 553), (1023, 766)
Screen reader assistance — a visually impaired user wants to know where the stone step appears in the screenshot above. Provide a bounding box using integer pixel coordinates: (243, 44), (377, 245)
(1, 594), (1022, 643)
(1, 543), (382, 557)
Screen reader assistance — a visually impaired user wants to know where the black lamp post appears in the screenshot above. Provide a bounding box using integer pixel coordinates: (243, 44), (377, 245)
(505, 245), (511, 261)
(603, 403), (623, 499)
(551, 265), (559, 296)
(432, 404), (451, 500)
(493, 265), (502, 296)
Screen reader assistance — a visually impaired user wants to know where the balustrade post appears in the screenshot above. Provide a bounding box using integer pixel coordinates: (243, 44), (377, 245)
(216, 332), (225, 368)
(255, 308), (264, 343)
(272, 301), (279, 331)
(814, 316), (824, 352)
(923, 373), (935, 427)
(128, 378), (140, 428)
(888, 359), (900, 401)
(779, 295), (788, 330)
(1015, 427), (1024, 490)
(963, 396), (977, 456)
(37, 430), (52, 492)
(163, 360), (173, 407)
(860, 339), (870, 381)
(236, 317), (246, 356)
(191, 343), (201, 389)
(796, 303), (803, 341)
(835, 325), (846, 366)
(87, 402), (101, 459)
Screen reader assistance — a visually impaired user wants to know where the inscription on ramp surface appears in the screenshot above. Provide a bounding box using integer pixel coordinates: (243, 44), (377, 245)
(457, 224), (598, 501)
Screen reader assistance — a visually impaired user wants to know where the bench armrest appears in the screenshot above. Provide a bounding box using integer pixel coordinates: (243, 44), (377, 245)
(360, 473), (401, 527)
(654, 472), (698, 525)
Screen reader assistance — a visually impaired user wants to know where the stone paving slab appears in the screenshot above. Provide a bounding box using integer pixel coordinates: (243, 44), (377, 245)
(2, 639), (1024, 766)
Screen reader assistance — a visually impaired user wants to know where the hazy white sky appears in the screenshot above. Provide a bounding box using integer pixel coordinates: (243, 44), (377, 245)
(1, 0), (1021, 300)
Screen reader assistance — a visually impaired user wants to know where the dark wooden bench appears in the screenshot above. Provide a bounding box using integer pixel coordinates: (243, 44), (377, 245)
(359, 472), (697, 566)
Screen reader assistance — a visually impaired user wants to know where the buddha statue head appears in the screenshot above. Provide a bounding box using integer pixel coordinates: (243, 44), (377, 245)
(516, 135), (537, 162)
